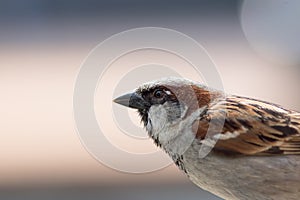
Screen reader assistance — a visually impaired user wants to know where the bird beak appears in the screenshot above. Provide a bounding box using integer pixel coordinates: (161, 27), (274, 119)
(113, 92), (149, 110)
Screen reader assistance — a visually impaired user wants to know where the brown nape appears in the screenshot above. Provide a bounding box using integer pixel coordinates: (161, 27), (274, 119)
(192, 85), (224, 106)
(178, 85), (223, 119)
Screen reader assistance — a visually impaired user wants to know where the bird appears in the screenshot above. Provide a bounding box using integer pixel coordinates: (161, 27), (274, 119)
(113, 77), (300, 200)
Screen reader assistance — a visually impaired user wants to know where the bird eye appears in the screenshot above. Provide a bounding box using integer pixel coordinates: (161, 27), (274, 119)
(154, 89), (164, 98)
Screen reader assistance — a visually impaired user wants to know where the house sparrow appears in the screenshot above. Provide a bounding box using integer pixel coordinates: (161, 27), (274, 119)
(113, 77), (300, 200)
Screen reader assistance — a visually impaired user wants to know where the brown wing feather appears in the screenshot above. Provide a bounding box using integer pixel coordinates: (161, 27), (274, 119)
(196, 96), (300, 155)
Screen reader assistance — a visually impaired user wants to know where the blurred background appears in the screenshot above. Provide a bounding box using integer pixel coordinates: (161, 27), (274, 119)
(1, 0), (300, 199)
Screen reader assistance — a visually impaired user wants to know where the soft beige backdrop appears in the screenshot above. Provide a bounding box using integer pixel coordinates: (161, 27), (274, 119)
(0, 1), (300, 198)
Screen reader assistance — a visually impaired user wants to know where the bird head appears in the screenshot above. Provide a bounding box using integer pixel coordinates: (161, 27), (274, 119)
(113, 77), (222, 147)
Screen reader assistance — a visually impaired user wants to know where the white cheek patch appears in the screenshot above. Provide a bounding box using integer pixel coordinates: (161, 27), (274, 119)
(148, 105), (207, 155)
(148, 104), (168, 135)
(165, 107), (205, 155)
(147, 102), (188, 142)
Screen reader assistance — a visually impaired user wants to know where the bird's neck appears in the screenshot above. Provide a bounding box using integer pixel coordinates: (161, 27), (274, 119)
(147, 104), (208, 159)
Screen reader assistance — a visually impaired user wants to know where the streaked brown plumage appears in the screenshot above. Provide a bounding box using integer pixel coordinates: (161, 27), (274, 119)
(194, 95), (300, 155)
